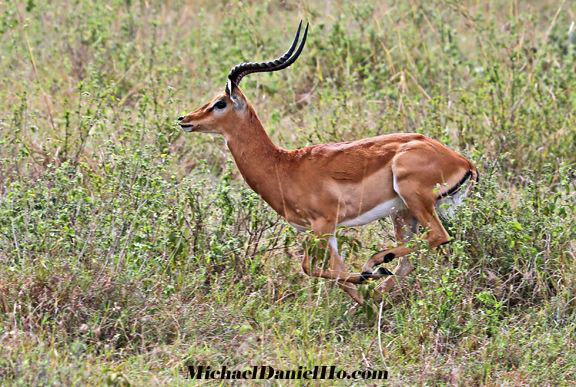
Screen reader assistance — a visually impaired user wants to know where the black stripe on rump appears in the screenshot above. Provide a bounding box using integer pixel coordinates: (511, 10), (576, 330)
(437, 170), (473, 200)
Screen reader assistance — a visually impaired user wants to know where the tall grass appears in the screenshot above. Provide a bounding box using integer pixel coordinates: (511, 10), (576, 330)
(0, 0), (575, 384)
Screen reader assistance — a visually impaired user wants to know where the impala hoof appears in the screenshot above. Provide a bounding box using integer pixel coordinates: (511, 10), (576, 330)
(375, 267), (393, 276)
(359, 271), (373, 283)
(359, 267), (393, 283)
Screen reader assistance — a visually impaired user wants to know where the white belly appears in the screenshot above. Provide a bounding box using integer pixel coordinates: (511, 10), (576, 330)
(338, 197), (405, 227)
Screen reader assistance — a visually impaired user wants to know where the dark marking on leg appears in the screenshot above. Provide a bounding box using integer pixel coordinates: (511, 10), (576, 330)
(383, 252), (396, 263)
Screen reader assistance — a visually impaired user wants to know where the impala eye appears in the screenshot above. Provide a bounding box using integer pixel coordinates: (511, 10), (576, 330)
(214, 100), (227, 110)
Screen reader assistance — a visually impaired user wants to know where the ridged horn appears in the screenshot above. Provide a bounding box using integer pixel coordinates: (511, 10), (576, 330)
(226, 21), (309, 94)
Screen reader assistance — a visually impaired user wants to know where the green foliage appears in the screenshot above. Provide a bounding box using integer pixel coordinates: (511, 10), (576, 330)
(0, 0), (575, 384)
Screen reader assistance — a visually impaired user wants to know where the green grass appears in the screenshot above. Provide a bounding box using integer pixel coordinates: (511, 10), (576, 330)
(0, 0), (575, 385)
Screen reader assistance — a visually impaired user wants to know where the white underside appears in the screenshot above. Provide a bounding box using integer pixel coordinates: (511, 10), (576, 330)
(288, 197), (405, 232)
(338, 197), (405, 227)
(289, 176), (471, 232)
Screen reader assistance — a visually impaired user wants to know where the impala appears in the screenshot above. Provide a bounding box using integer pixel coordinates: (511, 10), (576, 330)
(178, 22), (478, 305)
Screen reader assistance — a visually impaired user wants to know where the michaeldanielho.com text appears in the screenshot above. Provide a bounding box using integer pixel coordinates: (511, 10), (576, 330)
(186, 365), (388, 380)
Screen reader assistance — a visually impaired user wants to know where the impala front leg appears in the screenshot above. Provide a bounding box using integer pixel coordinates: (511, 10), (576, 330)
(301, 235), (365, 305)
(375, 256), (415, 293)
(300, 220), (388, 305)
(361, 209), (416, 278)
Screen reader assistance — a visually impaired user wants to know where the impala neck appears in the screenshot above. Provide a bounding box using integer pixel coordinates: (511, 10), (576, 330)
(223, 110), (288, 216)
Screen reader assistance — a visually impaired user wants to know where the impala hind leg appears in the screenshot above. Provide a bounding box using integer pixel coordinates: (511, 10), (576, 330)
(362, 205), (449, 272)
(363, 207), (448, 294)
(392, 209), (419, 243)
(361, 175), (451, 293)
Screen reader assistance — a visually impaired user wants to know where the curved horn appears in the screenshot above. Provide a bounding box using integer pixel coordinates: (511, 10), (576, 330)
(226, 21), (309, 94)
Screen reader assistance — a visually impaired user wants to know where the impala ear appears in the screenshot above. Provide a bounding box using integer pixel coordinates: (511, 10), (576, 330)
(225, 78), (234, 96)
(229, 86), (246, 111)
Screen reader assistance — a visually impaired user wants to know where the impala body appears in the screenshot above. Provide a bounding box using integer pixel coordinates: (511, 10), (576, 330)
(179, 22), (478, 305)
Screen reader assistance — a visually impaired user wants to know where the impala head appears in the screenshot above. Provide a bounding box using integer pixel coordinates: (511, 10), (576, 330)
(177, 89), (247, 134)
(178, 21), (309, 135)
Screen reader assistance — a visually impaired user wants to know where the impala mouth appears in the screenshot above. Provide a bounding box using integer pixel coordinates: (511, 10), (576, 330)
(179, 123), (196, 132)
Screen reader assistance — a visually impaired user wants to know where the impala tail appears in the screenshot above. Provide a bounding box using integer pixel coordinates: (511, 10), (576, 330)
(436, 166), (479, 219)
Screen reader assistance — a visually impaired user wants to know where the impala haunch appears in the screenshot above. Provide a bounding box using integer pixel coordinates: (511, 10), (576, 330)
(178, 22), (479, 305)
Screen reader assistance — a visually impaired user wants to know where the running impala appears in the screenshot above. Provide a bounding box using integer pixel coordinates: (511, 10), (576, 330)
(178, 22), (478, 305)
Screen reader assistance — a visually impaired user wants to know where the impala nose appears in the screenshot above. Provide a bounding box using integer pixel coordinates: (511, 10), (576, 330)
(178, 116), (184, 121)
